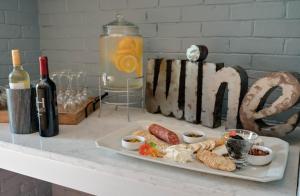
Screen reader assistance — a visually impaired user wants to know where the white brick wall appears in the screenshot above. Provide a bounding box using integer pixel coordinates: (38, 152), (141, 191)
(160, 0), (203, 7)
(0, 24), (20, 38)
(182, 5), (230, 21)
(4, 1), (300, 110)
(100, 0), (127, 10)
(145, 38), (181, 52)
(37, 0), (300, 114)
(285, 39), (300, 55)
(252, 55), (300, 72)
(128, 0), (158, 9)
(202, 21), (252, 36)
(230, 38), (284, 54)
(287, 1), (300, 19)
(39, 0), (66, 14)
(67, 0), (99, 12)
(0, 0), (40, 85)
(147, 7), (181, 22)
(0, 0), (18, 10)
(230, 2), (284, 20)
(206, 0), (252, 4)
(157, 23), (201, 37)
(254, 20), (300, 37)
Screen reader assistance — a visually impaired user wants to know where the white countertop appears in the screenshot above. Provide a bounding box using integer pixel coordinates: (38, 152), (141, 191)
(0, 105), (299, 196)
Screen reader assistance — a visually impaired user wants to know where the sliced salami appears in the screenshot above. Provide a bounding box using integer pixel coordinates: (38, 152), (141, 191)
(148, 124), (180, 145)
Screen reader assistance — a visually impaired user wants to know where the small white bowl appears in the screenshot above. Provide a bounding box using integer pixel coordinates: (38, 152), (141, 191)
(182, 131), (206, 144)
(247, 145), (273, 166)
(121, 135), (145, 150)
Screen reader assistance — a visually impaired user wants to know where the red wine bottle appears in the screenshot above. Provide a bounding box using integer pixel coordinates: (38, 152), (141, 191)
(36, 56), (59, 137)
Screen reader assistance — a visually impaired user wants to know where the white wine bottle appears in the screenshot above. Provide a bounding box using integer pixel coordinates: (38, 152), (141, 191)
(9, 49), (30, 89)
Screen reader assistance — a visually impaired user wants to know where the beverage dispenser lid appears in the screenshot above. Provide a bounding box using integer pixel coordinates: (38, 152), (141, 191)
(103, 14), (139, 35)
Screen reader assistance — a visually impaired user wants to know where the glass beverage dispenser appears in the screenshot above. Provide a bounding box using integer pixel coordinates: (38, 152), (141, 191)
(99, 14), (143, 90)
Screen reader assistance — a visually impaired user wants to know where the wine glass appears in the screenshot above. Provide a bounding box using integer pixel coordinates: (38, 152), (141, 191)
(56, 73), (64, 105)
(79, 72), (88, 103)
(225, 129), (258, 169)
(81, 87), (88, 103)
(74, 72), (84, 107)
(54, 71), (68, 112)
(63, 72), (80, 112)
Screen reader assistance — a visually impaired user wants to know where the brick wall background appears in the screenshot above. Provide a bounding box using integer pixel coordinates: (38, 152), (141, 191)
(37, 0), (300, 74)
(0, 0), (40, 85)
(38, 0), (300, 123)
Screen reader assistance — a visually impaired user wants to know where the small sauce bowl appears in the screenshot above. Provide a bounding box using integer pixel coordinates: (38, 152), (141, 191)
(121, 135), (145, 150)
(247, 145), (273, 166)
(182, 131), (205, 144)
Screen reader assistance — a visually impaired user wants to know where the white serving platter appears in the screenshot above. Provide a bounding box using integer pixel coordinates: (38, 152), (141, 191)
(95, 121), (289, 182)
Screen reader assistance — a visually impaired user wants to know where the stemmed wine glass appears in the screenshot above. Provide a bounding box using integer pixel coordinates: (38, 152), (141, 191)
(52, 71), (68, 112)
(50, 70), (89, 113)
(78, 72), (88, 104)
(73, 72), (84, 107)
(56, 72), (66, 111)
(63, 72), (77, 112)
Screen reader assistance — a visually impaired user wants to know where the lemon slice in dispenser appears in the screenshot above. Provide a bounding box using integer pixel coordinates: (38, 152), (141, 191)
(112, 36), (143, 75)
(118, 37), (136, 51)
(115, 55), (138, 73)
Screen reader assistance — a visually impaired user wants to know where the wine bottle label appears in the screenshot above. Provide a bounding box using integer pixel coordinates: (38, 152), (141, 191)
(36, 97), (46, 121)
(36, 90), (48, 131)
(37, 98), (46, 112)
(9, 82), (27, 89)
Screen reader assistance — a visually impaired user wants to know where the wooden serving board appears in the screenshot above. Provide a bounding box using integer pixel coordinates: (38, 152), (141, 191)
(0, 97), (100, 125)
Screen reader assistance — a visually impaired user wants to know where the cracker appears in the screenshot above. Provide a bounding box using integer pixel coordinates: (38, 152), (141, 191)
(196, 149), (236, 172)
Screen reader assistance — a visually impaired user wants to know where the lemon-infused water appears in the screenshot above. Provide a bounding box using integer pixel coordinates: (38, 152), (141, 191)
(99, 34), (143, 90)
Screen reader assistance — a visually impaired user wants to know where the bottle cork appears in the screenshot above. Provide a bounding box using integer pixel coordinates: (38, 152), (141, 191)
(12, 49), (21, 67)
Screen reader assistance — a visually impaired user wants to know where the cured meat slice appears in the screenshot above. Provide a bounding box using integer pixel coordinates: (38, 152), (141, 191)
(148, 124), (180, 145)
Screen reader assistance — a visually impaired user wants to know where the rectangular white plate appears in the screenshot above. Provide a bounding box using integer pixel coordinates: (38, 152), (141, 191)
(95, 121), (289, 182)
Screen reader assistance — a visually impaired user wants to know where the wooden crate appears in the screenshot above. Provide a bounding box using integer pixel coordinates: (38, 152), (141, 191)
(59, 97), (99, 125)
(0, 110), (9, 123)
(0, 97), (99, 125)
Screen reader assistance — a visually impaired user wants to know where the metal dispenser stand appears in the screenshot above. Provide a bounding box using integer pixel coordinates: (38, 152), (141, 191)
(98, 73), (144, 122)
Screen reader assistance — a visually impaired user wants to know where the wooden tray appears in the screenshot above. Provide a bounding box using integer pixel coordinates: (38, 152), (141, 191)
(59, 97), (99, 125)
(0, 110), (9, 123)
(0, 97), (100, 125)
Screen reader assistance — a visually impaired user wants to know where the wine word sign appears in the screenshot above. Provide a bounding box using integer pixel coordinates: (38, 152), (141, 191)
(145, 46), (300, 138)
